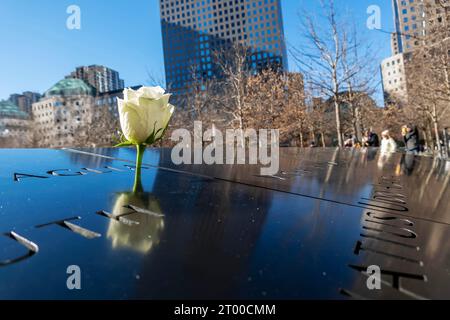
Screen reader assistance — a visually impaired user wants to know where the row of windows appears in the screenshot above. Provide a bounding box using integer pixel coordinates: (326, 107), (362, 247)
(387, 78), (404, 85)
(164, 28), (280, 51)
(386, 68), (403, 76)
(161, 0), (275, 11)
(34, 100), (87, 111)
(167, 56), (282, 88)
(163, 12), (279, 32)
(164, 30), (279, 47)
(96, 96), (118, 105)
(165, 30), (279, 45)
(165, 44), (281, 68)
(161, 0), (278, 28)
(162, 4), (276, 21)
(385, 58), (402, 67)
(164, 13), (278, 31)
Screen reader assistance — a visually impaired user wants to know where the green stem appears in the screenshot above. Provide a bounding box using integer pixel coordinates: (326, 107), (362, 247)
(133, 144), (145, 193)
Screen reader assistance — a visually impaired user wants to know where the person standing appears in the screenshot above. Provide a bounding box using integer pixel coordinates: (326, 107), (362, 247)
(363, 129), (380, 147)
(402, 125), (420, 154)
(380, 130), (397, 153)
(344, 134), (355, 148)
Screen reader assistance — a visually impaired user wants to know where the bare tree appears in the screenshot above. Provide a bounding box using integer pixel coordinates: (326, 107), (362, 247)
(341, 25), (381, 142)
(403, 0), (450, 152)
(291, 0), (380, 147)
(243, 69), (307, 144)
(71, 103), (120, 148)
(214, 42), (254, 131)
(146, 69), (167, 88)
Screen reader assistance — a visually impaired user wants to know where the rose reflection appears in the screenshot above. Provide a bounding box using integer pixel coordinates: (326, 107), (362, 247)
(107, 175), (165, 253)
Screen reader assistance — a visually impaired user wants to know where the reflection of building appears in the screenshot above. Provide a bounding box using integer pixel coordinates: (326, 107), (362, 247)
(159, 0), (288, 94)
(67, 65), (125, 93)
(0, 100), (32, 147)
(8, 91), (41, 115)
(134, 157), (272, 298)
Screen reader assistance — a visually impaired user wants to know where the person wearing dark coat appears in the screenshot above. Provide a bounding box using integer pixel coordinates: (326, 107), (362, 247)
(364, 130), (380, 147)
(402, 125), (420, 154)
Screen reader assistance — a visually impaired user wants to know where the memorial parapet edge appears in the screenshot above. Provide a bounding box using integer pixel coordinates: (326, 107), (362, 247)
(0, 148), (449, 299)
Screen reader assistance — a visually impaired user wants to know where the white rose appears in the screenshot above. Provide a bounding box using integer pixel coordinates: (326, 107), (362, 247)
(117, 86), (175, 145)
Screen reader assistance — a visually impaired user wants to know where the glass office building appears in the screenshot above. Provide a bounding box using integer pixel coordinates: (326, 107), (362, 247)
(159, 0), (288, 95)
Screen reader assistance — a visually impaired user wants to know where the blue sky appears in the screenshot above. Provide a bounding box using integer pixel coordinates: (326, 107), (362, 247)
(0, 0), (393, 101)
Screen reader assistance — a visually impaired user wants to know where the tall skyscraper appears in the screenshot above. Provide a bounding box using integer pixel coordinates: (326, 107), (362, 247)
(381, 0), (450, 105)
(381, 54), (408, 104)
(390, 32), (401, 55)
(159, 0), (288, 95)
(67, 65), (125, 94)
(391, 0), (404, 54)
(390, 0), (449, 53)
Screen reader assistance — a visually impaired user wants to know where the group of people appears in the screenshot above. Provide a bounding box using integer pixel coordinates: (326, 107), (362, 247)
(342, 124), (420, 154)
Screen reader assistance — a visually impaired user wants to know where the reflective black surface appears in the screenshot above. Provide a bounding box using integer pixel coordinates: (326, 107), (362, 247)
(0, 148), (449, 299)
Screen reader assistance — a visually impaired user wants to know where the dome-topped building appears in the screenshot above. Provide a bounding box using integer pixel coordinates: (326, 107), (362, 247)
(31, 72), (124, 148)
(44, 78), (96, 98)
(32, 78), (97, 148)
(0, 100), (32, 147)
(0, 100), (30, 119)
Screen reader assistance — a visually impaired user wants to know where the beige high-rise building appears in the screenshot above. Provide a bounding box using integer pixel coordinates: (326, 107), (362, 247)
(67, 65), (125, 94)
(393, 0), (449, 53)
(381, 54), (408, 104)
(381, 0), (450, 105)
(391, 32), (401, 55)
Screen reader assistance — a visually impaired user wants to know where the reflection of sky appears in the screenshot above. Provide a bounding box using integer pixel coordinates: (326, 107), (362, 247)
(68, 150), (116, 168)
(0, 149), (161, 230)
(0, 151), (164, 299)
(0, 149), (78, 179)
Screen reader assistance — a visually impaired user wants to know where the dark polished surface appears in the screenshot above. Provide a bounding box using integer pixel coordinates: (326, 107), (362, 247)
(0, 148), (449, 299)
